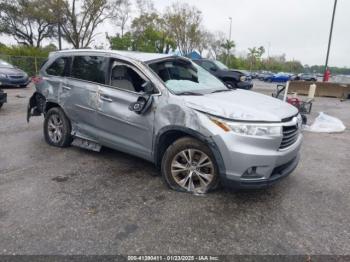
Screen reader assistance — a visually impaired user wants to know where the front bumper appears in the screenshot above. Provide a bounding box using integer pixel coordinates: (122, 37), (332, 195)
(0, 90), (7, 104)
(213, 132), (303, 190)
(0, 77), (31, 87)
(236, 81), (253, 90)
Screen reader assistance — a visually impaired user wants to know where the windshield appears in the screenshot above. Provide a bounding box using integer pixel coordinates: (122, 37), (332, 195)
(149, 59), (228, 95)
(0, 60), (13, 68)
(213, 60), (228, 70)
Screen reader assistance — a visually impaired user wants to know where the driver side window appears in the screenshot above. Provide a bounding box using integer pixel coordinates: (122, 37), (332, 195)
(201, 61), (216, 71)
(109, 62), (147, 93)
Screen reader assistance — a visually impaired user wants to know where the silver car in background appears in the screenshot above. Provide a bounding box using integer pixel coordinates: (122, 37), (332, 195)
(27, 50), (303, 194)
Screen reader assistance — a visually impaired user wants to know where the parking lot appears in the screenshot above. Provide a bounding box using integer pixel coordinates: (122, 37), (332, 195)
(0, 81), (349, 255)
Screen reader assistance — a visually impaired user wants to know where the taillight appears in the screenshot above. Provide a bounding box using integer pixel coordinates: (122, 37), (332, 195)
(32, 76), (43, 84)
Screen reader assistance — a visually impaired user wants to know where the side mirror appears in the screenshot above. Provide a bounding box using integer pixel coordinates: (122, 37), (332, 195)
(210, 67), (217, 72)
(142, 81), (154, 94)
(129, 95), (153, 115)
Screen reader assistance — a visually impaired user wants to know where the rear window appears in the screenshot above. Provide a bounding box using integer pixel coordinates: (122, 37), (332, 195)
(71, 56), (106, 84)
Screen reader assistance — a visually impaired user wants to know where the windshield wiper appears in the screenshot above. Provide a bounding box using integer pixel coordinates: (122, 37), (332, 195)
(176, 91), (204, 96)
(211, 89), (232, 94)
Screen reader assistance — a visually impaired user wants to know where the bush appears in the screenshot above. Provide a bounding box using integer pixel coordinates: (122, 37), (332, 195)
(0, 45), (56, 76)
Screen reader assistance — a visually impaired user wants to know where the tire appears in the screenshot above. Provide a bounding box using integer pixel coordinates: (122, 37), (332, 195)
(0, 103), (3, 109)
(225, 81), (237, 89)
(20, 85), (28, 88)
(44, 107), (72, 147)
(301, 114), (307, 125)
(161, 137), (220, 194)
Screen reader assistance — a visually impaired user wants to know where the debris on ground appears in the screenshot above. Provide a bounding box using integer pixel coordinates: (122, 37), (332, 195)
(304, 112), (346, 133)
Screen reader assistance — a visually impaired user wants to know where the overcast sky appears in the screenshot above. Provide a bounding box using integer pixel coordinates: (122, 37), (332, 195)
(0, 0), (349, 67)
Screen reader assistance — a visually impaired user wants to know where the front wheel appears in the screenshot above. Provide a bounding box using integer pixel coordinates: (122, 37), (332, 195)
(44, 107), (72, 147)
(161, 137), (219, 194)
(225, 81), (237, 89)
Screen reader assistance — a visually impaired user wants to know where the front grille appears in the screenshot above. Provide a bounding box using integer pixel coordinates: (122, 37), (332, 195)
(281, 113), (298, 123)
(9, 75), (24, 79)
(280, 124), (299, 149)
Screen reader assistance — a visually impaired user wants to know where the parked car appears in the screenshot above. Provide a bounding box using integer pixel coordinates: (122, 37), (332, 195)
(193, 59), (253, 90)
(295, 73), (317, 82)
(0, 59), (30, 88)
(251, 71), (259, 79)
(258, 72), (273, 81)
(27, 50), (302, 194)
(264, 73), (291, 83)
(0, 88), (7, 108)
(238, 70), (253, 81)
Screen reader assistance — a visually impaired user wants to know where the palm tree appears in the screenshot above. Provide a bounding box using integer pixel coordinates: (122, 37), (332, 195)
(221, 40), (235, 65)
(221, 40), (235, 55)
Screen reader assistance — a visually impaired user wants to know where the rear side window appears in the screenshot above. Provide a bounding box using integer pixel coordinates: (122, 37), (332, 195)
(46, 57), (70, 76)
(71, 56), (106, 84)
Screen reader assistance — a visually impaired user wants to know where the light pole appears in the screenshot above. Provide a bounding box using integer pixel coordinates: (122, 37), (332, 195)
(324, 0), (338, 81)
(225, 17), (233, 65)
(228, 17), (232, 41)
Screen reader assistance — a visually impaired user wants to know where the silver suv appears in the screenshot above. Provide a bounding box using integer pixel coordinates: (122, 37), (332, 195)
(27, 50), (303, 194)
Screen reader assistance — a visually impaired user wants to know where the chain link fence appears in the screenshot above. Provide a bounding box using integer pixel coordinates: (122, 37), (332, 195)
(0, 54), (47, 77)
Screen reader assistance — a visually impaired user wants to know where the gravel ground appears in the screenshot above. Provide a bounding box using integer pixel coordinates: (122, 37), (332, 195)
(0, 81), (349, 255)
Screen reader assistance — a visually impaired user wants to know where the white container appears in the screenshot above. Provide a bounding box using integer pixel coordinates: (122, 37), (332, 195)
(308, 84), (317, 99)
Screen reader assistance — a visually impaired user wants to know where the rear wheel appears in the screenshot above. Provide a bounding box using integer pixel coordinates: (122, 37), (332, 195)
(44, 107), (72, 147)
(0, 103), (3, 109)
(161, 137), (219, 194)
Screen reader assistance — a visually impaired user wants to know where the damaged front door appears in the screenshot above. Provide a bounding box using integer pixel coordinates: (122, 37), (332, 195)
(94, 61), (156, 161)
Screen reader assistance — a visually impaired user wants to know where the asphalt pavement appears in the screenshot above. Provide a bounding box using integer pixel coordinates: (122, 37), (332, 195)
(0, 81), (349, 255)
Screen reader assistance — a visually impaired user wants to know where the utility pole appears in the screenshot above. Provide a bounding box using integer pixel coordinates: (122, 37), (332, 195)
(58, 23), (62, 50)
(324, 0), (338, 81)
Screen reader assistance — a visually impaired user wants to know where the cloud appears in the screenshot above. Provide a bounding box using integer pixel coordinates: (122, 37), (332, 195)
(1, 0), (348, 67)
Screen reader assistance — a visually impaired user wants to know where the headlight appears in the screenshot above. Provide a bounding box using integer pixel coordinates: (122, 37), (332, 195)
(0, 73), (7, 79)
(297, 114), (303, 128)
(240, 76), (246, 82)
(210, 117), (282, 137)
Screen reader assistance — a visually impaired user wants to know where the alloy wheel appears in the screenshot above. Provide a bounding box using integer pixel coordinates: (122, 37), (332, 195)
(170, 149), (215, 193)
(47, 113), (64, 144)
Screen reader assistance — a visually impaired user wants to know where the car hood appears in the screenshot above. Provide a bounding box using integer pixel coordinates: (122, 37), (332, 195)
(182, 89), (298, 122)
(225, 69), (244, 75)
(0, 67), (26, 76)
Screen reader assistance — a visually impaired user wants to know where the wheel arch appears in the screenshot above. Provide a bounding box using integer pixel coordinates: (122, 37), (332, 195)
(44, 101), (62, 113)
(154, 126), (226, 177)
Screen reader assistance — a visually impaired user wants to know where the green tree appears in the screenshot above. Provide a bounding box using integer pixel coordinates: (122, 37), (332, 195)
(131, 12), (175, 53)
(221, 40), (235, 55)
(114, 0), (131, 37)
(0, 0), (57, 47)
(107, 32), (133, 50)
(206, 31), (226, 59)
(50, 0), (125, 49)
(164, 2), (202, 55)
(109, 11), (176, 53)
(247, 46), (265, 70)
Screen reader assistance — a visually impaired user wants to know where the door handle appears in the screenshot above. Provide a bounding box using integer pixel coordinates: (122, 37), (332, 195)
(100, 95), (113, 102)
(62, 86), (71, 91)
